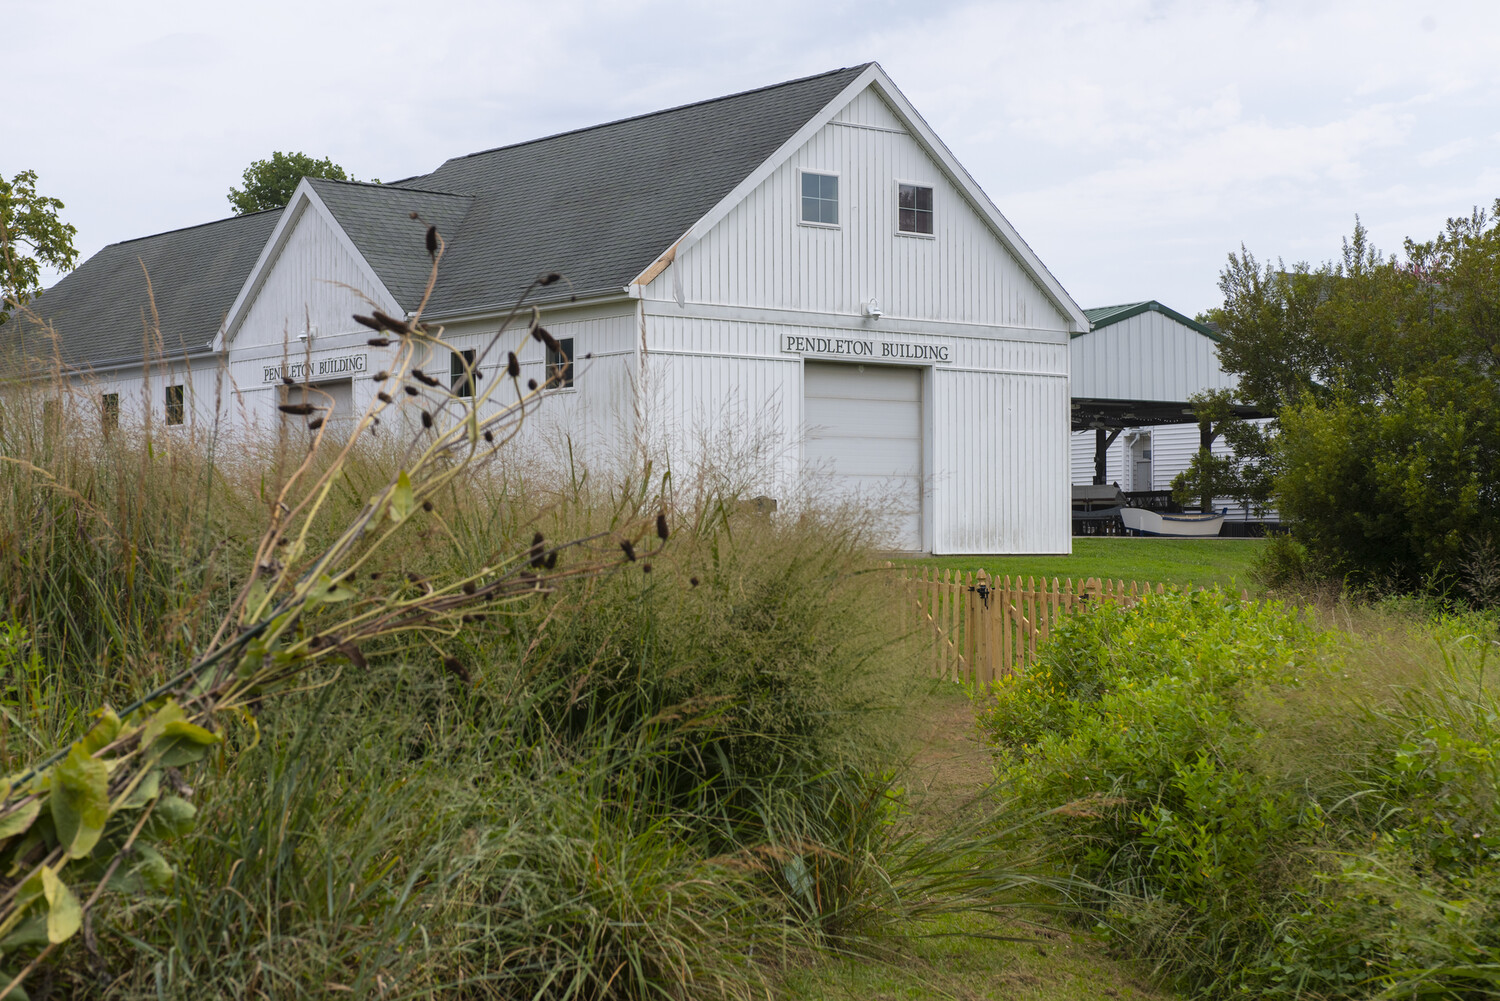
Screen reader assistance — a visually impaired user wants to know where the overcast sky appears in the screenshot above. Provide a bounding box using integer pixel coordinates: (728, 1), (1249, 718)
(10, 0), (1499, 317)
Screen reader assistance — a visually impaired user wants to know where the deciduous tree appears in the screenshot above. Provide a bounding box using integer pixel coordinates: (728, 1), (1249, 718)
(228, 152), (353, 214)
(1210, 202), (1500, 593)
(0, 170), (79, 326)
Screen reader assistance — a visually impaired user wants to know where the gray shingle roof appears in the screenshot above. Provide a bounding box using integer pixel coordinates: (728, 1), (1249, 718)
(305, 179), (473, 310)
(20, 210), (281, 368)
(400, 64), (871, 315)
(30, 64), (871, 365)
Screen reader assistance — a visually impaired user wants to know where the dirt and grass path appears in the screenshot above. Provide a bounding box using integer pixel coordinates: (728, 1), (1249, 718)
(781, 684), (1180, 1000)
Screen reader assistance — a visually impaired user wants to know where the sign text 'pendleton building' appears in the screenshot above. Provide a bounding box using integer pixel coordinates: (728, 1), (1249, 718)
(782, 334), (951, 363)
(262, 353), (369, 384)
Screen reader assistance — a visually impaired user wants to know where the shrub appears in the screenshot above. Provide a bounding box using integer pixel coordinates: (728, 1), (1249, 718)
(977, 591), (1500, 998)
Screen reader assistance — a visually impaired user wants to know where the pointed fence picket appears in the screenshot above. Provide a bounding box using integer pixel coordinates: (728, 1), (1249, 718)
(898, 568), (1245, 684)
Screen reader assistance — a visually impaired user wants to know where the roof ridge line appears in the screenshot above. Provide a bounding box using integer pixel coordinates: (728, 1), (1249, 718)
(309, 177), (473, 198)
(106, 207), (281, 248)
(435, 64), (873, 167)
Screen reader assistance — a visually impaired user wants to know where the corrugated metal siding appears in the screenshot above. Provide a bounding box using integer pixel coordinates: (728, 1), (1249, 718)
(234, 203), (394, 351)
(1070, 310), (1236, 402)
(652, 86), (1065, 331)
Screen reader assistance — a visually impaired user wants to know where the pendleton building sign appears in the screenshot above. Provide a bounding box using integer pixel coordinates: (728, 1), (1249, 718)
(781, 334), (952, 364)
(262, 353), (368, 384)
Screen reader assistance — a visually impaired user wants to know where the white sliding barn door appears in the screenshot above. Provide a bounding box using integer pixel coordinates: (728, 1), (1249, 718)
(803, 361), (923, 551)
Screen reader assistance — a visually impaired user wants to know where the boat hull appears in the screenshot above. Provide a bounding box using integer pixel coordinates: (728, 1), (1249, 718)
(1120, 507), (1225, 537)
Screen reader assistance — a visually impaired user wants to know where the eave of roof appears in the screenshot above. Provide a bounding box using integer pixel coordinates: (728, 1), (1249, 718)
(1079, 300), (1220, 341)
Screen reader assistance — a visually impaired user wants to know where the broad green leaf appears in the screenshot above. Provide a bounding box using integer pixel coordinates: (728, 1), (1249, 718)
(40, 867), (80, 943)
(4, 815), (55, 881)
(389, 470), (414, 522)
(132, 843), (175, 892)
(138, 700), (187, 753)
(0, 800), (40, 842)
(80, 708), (121, 756)
(50, 746), (109, 859)
(242, 577), (271, 621)
(0, 968), (30, 1000)
(120, 769), (161, 810)
(160, 719), (218, 746)
(145, 796), (196, 840)
(236, 639), (269, 679)
(0, 912), (48, 951)
(0, 868), (47, 945)
(308, 573), (357, 606)
(155, 718), (221, 767)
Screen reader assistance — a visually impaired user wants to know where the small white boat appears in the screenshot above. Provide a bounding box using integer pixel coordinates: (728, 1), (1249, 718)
(1120, 507), (1225, 537)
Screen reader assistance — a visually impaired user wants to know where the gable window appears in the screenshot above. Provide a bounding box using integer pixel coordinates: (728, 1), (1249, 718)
(546, 337), (574, 389)
(165, 385), (185, 426)
(800, 171), (839, 226)
(450, 348), (479, 399)
(101, 393), (119, 435)
(898, 183), (934, 235)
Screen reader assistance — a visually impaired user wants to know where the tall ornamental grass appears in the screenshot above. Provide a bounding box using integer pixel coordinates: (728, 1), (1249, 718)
(0, 375), (1055, 997)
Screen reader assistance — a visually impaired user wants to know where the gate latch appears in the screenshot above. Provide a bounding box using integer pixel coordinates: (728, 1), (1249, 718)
(970, 582), (992, 608)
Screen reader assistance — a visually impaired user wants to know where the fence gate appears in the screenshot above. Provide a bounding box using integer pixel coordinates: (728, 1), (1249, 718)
(901, 569), (1169, 684)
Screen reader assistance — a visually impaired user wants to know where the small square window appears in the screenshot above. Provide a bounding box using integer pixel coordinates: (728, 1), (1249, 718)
(898, 183), (934, 235)
(165, 385), (185, 426)
(102, 393), (119, 434)
(546, 337), (574, 389)
(450, 348), (479, 399)
(800, 171), (838, 226)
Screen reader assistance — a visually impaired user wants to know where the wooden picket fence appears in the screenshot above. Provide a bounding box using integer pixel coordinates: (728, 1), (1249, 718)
(899, 568), (1177, 685)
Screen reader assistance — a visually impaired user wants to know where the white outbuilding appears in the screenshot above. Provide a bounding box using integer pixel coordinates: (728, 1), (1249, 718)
(1069, 301), (1273, 525)
(24, 63), (1089, 554)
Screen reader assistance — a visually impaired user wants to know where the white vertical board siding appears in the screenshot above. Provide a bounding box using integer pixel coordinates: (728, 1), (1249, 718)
(638, 313), (801, 498)
(232, 203), (393, 352)
(638, 310), (1071, 554)
(934, 368), (1071, 554)
(444, 309), (640, 476)
(63, 360), (227, 435)
(653, 86), (1067, 332)
(1070, 420), (1279, 522)
(221, 303), (641, 468)
(1070, 311), (1236, 402)
(1070, 430), (1126, 486)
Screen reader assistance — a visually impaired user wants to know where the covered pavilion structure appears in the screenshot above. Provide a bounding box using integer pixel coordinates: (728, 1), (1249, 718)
(1070, 301), (1262, 490)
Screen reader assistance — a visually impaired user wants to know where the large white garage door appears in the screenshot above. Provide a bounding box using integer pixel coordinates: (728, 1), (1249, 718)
(803, 361), (923, 551)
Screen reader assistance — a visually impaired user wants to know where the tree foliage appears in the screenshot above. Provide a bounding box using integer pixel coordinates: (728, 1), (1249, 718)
(1209, 201), (1500, 593)
(227, 152), (353, 214)
(1170, 390), (1275, 516)
(0, 170), (79, 326)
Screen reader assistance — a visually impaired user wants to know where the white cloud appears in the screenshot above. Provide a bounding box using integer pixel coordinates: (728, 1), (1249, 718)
(12, 0), (1500, 312)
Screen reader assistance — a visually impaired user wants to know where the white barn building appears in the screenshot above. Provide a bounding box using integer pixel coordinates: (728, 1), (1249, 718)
(24, 64), (1088, 554)
(1069, 301), (1274, 524)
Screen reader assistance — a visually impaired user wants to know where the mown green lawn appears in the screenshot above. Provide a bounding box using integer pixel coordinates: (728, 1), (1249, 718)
(908, 538), (1267, 592)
